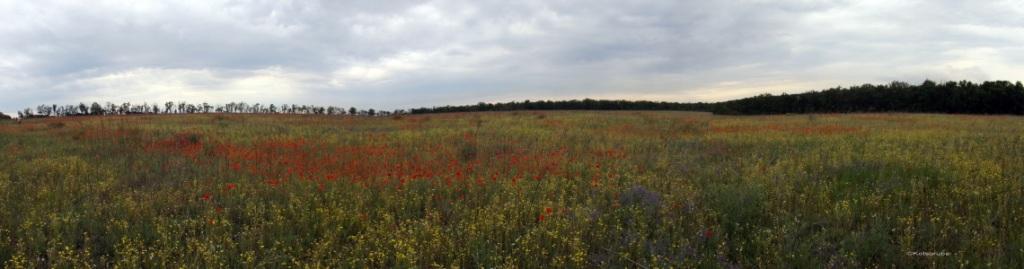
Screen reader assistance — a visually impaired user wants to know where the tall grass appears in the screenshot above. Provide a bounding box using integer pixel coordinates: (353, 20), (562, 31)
(0, 112), (1022, 267)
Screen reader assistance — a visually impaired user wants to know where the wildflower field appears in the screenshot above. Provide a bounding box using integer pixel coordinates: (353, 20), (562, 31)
(1, 111), (1022, 268)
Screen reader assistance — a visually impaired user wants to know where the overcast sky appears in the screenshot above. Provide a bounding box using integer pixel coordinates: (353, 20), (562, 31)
(2, 0), (1023, 113)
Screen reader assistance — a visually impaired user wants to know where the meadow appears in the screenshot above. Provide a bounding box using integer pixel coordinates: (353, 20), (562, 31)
(0, 111), (1022, 268)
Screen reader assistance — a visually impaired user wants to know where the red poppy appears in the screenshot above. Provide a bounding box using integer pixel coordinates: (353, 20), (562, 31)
(704, 228), (714, 239)
(201, 193), (212, 201)
(265, 178), (280, 187)
(224, 183), (237, 191)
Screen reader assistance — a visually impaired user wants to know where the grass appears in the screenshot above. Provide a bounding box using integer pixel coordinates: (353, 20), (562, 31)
(1, 111), (1022, 268)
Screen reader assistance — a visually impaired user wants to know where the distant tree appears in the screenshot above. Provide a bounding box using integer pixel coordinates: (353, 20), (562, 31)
(90, 102), (104, 115)
(36, 105), (51, 116)
(710, 80), (1024, 115)
(18, 79), (1018, 119)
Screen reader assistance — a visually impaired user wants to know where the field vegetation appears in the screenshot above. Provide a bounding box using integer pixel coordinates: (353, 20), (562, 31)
(1, 111), (1022, 267)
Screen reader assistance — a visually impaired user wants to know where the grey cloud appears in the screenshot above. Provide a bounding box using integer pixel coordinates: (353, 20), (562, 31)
(1, 0), (1023, 114)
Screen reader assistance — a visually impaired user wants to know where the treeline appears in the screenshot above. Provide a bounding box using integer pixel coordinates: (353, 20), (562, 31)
(407, 80), (1024, 115)
(713, 80), (1024, 115)
(13, 101), (403, 119)
(410, 99), (715, 114)
(5, 80), (1023, 120)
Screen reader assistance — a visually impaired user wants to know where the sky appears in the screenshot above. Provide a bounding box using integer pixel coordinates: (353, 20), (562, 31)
(2, 0), (1023, 114)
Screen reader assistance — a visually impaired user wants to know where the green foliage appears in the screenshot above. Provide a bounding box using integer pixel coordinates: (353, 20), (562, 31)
(716, 80), (1024, 115)
(1, 112), (1023, 267)
(406, 80), (1024, 115)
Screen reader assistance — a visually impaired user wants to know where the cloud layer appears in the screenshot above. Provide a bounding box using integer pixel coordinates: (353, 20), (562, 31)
(2, 0), (1023, 113)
